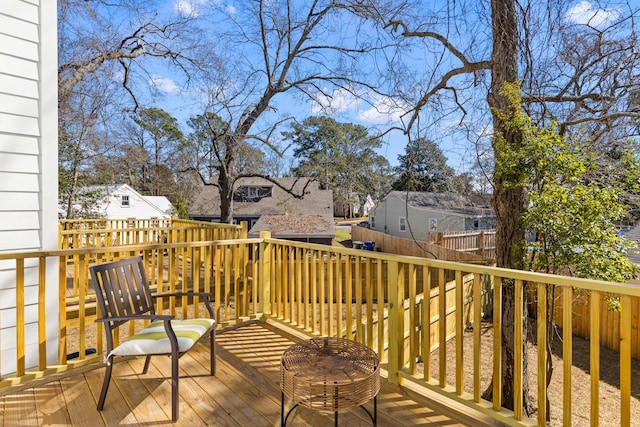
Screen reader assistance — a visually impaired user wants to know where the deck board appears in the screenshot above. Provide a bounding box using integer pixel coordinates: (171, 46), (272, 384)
(0, 321), (498, 426)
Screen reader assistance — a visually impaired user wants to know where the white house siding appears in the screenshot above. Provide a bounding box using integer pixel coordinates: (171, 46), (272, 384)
(0, 0), (59, 375)
(370, 193), (465, 240)
(103, 185), (172, 219)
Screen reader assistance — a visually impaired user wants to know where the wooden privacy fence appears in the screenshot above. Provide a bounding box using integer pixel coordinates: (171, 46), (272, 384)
(430, 229), (496, 260)
(539, 286), (640, 360)
(351, 226), (492, 262)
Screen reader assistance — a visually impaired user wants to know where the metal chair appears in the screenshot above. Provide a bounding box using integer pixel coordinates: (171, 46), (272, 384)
(89, 256), (216, 422)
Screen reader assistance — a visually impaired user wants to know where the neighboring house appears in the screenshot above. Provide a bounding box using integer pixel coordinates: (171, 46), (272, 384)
(190, 177), (335, 244)
(368, 191), (495, 241)
(360, 194), (375, 217)
(60, 184), (175, 219)
(621, 225), (640, 265)
(334, 194), (375, 218)
(249, 214), (335, 245)
(0, 1), (59, 374)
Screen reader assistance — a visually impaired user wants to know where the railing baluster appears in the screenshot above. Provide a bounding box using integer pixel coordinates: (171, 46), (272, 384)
(562, 285), (573, 426)
(409, 263), (417, 375)
(455, 270), (464, 395)
(537, 282), (547, 426)
(514, 279), (523, 420)
(620, 294), (632, 426)
(354, 255), (362, 343)
(438, 267), (446, 389)
(376, 259), (384, 360)
(16, 258), (25, 377)
(423, 266), (432, 382)
(492, 276), (502, 412)
(590, 291), (601, 426)
(336, 253), (343, 337)
(473, 273), (481, 402)
(345, 253), (353, 341)
(319, 249), (326, 336)
(310, 249), (318, 334)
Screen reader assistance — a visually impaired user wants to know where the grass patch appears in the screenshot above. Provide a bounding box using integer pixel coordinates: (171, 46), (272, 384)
(334, 229), (352, 247)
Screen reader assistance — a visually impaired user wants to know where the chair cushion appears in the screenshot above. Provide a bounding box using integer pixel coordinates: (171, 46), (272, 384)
(109, 318), (215, 357)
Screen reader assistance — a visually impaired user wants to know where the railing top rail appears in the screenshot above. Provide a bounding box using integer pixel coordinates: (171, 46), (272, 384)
(0, 238), (264, 261)
(263, 236), (640, 296)
(59, 225), (242, 234)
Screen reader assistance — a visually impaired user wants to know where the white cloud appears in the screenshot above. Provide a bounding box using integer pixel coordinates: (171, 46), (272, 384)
(226, 4), (236, 16)
(311, 88), (360, 114)
(565, 1), (621, 27)
(174, 0), (219, 17)
(357, 96), (407, 125)
(150, 75), (181, 94)
(310, 88), (409, 126)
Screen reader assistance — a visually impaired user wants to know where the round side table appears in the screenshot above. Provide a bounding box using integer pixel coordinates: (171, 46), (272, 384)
(280, 337), (380, 426)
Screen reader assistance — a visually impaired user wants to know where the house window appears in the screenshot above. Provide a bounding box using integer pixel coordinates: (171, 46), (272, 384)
(233, 186), (273, 202)
(121, 195), (130, 207)
(399, 217), (406, 232)
(430, 218), (437, 231)
(370, 216), (375, 229)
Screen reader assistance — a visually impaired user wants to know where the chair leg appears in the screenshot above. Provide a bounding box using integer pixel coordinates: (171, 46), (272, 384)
(210, 328), (216, 375)
(171, 352), (179, 422)
(142, 355), (152, 374)
(97, 356), (114, 411)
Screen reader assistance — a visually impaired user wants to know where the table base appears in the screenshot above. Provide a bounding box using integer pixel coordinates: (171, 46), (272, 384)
(280, 391), (377, 426)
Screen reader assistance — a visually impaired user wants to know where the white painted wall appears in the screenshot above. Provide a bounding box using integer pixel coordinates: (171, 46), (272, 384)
(103, 184), (173, 219)
(0, 0), (59, 374)
(369, 193), (466, 241)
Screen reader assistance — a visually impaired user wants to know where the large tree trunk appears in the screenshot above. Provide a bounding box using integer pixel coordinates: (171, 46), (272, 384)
(217, 168), (234, 224)
(487, 0), (533, 415)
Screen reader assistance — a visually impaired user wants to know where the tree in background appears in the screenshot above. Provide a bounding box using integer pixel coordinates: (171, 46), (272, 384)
(185, 112), (267, 184)
(285, 116), (391, 218)
(496, 82), (638, 419)
(58, 82), (117, 218)
(191, 0), (399, 223)
(58, 0), (216, 216)
(129, 108), (186, 197)
(391, 137), (467, 193)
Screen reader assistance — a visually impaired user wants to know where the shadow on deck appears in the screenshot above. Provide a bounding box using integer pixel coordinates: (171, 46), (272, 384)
(0, 321), (502, 426)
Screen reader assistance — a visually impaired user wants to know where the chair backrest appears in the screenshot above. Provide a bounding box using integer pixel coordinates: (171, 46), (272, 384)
(90, 256), (156, 328)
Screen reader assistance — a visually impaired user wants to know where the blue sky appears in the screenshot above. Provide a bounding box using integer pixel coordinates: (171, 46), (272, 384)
(143, 0), (630, 172)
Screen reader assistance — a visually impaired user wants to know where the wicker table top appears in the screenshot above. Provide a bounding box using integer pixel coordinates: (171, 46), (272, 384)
(280, 337), (380, 413)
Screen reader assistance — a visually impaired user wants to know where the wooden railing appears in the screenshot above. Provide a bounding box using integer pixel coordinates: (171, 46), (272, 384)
(2, 230), (639, 426)
(59, 217), (244, 250)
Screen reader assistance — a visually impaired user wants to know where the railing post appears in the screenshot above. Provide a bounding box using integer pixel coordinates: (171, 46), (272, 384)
(387, 260), (403, 384)
(240, 221), (248, 239)
(259, 231), (272, 318)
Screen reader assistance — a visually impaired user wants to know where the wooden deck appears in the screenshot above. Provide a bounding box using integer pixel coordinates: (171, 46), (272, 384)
(0, 321), (500, 426)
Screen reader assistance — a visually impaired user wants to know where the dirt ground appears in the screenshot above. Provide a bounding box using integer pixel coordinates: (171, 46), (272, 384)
(418, 321), (640, 426)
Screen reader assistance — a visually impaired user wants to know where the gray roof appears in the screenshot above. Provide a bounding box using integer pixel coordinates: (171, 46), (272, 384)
(189, 177), (333, 217)
(388, 191), (493, 216)
(248, 214), (335, 238)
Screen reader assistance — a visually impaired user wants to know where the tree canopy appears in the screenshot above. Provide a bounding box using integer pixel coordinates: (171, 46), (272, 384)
(391, 137), (471, 193)
(285, 116), (392, 216)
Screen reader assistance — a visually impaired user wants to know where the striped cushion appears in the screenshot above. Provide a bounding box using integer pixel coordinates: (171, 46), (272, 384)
(109, 318), (215, 357)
